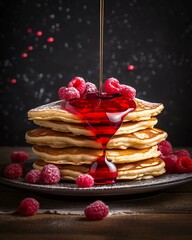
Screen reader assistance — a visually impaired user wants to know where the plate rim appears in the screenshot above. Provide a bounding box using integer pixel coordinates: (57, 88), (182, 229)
(1, 160), (192, 196)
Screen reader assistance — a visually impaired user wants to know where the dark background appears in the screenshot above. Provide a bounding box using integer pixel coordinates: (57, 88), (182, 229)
(0, 0), (192, 147)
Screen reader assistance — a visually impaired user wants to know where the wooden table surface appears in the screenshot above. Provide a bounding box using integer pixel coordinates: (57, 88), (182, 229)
(0, 147), (192, 240)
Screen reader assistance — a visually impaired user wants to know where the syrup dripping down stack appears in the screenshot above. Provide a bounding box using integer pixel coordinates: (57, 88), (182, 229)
(25, 95), (167, 181)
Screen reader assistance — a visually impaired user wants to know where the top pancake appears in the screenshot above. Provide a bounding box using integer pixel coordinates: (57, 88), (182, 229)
(28, 98), (164, 124)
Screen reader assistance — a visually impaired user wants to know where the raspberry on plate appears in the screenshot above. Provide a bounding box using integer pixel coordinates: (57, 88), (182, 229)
(104, 78), (121, 94)
(76, 174), (94, 188)
(17, 198), (40, 216)
(68, 76), (86, 94)
(158, 140), (173, 156)
(159, 154), (178, 173)
(11, 151), (29, 163)
(176, 156), (192, 173)
(24, 169), (41, 184)
(3, 163), (23, 179)
(40, 164), (60, 184)
(84, 200), (109, 221)
(174, 149), (190, 158)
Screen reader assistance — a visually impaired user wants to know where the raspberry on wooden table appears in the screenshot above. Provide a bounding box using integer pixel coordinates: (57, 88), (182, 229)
(76, 174), (94, 188)
(11, 151), (29, 163)
(17, 198), (40, 216)
(40, 164), (60, 184)
(84, 200), (109, 221)
(3, 163), (23, 179)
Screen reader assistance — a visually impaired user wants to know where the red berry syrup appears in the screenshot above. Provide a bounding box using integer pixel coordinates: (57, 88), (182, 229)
(64, 93), (136, 184)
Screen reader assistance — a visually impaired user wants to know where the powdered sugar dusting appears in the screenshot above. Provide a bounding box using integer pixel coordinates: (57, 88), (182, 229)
(30, 100), (66, 112)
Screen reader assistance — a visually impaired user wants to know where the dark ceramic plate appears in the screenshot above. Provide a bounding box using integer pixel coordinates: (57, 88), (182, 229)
(0, 160), (192, 196)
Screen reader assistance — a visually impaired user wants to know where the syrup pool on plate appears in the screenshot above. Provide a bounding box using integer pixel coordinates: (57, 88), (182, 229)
(64, 92), (136, 184)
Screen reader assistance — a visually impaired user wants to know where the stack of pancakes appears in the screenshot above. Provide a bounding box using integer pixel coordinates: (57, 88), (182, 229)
(25, 98), (167, 181)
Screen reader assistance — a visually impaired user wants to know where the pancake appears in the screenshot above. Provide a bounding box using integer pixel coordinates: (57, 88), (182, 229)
(32, 145), (160, 165)
(109, 128), (167, 149)
(33, 157), (165, 181)
(28, 98), (164, 124)
(33, 159), (89, 181)
(117, 157), (166, 180)
(26, 127), (167, 149)
(33, 117), (158, 136)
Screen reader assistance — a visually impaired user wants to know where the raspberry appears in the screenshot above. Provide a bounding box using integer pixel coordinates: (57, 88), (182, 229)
(24, 169), (41, 184)
(17, 198), (40, 216)
(11, 151), (29, 163)
(61, 87), (80, 101)
(158, 140), (173, 156)
(3, 163), (23, 179)
(81, 82), (98, 99)
(76, 174), (94, 188)
(160, 154), (178, 173)
(104, 78), (121, 94)
(58, 86), (66, 100)
(68, 76), (86, 94)
(84, 200), (109, 221)
(176, 156), (192, 173)
(85, 82), (97, 93)
(174, 149), (190, 158)
(120, 84), (136, 100)
(84, 82), (98, 94)
(40, 164), (60, 184)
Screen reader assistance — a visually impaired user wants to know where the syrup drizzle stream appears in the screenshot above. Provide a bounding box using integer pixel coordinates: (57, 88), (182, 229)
(63, 0), (136, 185)
(99, 0), (104, 94)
